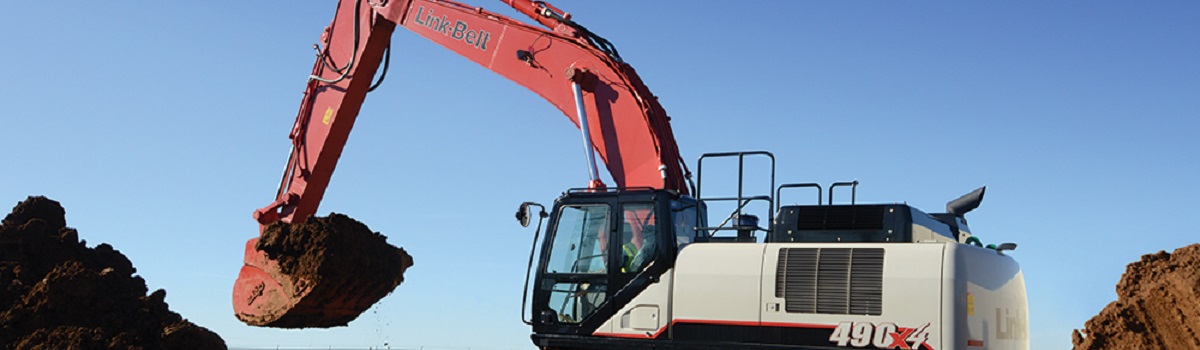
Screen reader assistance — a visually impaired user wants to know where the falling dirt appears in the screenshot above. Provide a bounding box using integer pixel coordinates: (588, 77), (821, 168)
(1072, 244), (1200, 350)
(0, 196), (226, 349)
(239, 213), (413, 328)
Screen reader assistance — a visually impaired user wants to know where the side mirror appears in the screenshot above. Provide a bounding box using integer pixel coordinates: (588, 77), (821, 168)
(516, 202), (548, 228)
(996, 242), (1017, 254)
(516, 203), (532, 227)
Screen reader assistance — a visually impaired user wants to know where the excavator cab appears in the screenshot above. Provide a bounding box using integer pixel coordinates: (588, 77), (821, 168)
(520, 188), (705, 336)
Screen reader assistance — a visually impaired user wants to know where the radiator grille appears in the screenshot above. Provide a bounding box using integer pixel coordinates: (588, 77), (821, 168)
(775, 248), (883, 315)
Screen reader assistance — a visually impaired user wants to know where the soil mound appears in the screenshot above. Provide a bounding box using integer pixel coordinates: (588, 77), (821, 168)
(0, 196), (225, 350)
(1072, 244), (1200, 350)
(238, 213), (412, 328)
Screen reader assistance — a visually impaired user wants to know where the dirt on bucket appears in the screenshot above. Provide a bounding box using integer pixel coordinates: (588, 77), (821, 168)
(1072, 243), (1200, 350)
(0, 196), (226, 349)
(236, 213), (413, 328)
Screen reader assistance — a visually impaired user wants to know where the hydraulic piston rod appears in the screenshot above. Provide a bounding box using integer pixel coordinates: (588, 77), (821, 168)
(571, 78), (603, 188)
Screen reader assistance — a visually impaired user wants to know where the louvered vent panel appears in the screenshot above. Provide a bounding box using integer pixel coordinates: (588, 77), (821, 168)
(793, 206), (886, 230)
(777, 247), (883, 315)
(848, 248), (884, 315)
(778, 248), (817, 313)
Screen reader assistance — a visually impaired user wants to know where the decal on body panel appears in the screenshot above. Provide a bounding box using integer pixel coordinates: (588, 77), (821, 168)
(829, 321), (934, 350)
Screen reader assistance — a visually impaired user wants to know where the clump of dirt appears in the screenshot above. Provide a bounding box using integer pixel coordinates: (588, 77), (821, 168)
(0, 196), (225, 350)
(244, 213), (412, 328)
(1072, 244), (1200, 350)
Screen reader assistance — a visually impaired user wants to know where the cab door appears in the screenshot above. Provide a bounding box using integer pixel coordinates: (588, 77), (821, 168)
(532, 201), (615, 335)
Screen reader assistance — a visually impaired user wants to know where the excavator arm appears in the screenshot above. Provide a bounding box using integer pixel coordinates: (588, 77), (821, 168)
(253, 0), (688, 226)
(235, 0), (689, 328)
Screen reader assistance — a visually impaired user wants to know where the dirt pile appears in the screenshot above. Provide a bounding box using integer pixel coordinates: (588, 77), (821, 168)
(237, 213), (412, 328)
(0, 196), (225, 349)
(1072, 244), (1200, 350)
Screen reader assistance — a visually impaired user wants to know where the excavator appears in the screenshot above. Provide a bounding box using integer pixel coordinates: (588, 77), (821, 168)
(233, 0), (1030, 349)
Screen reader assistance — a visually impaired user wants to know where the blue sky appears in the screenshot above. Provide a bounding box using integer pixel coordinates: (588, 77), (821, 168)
(2, 1), (1197, 349)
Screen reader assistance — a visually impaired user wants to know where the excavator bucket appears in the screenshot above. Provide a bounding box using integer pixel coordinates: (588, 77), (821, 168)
(232, 214), (413, 328)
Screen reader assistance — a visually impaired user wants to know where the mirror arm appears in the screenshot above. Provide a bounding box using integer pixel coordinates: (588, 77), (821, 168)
(519, 202), (548, 325)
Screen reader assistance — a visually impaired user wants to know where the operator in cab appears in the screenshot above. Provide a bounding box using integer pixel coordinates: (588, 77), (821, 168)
(620, 204), (657, 273)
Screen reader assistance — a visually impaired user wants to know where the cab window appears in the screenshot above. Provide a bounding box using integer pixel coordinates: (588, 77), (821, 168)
(619, 203), (657, 273)
(671, 200), (701, 251)
(545, 204), (610, 274)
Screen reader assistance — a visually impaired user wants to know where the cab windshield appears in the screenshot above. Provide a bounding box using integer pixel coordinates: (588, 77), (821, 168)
(545, 204), (610, 274)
